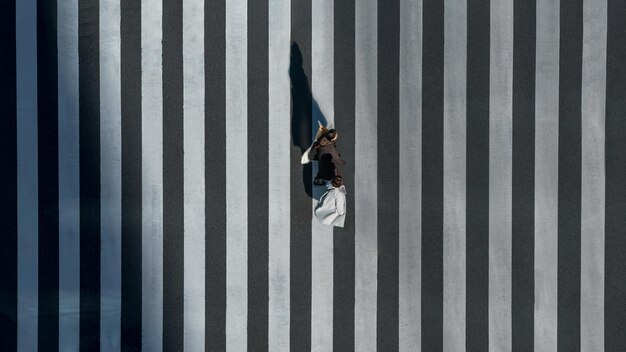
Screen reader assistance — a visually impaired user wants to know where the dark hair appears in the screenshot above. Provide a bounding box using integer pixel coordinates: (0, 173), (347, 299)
(325, 129), (337, 141)
(331, 175), (343, 187)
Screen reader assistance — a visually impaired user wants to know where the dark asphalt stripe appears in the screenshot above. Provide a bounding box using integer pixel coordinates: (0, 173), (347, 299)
(605, 0), (626, 350)
(558, 0), (583, 350)
(120, 0), (142, 349)
(422, 0), (444, 350)
(247, 0), (269, 349)
(377, 0), (400, 349)
(162, 0), (185, 349)
(466, 0), (490, 350)
(0, 0), (17, 349)
(511, 0), (535, 350)
(38, 0), (60, 349)
(205, 0), (227, 349)
(290, 0), (312, 350)
(79, 0), (101, 349)
(333, 0), (355, 350)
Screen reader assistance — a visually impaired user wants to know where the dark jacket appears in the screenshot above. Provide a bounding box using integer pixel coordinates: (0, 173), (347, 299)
(308, 141), (345, 180)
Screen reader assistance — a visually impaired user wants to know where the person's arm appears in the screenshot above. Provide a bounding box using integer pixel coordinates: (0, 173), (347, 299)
(308, 141), (319, 160)
(332, 147), (346, 166)
(331, 149), (346, 175)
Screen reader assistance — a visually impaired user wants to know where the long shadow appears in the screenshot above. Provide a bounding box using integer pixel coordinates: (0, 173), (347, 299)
(290, 42), (328, 200)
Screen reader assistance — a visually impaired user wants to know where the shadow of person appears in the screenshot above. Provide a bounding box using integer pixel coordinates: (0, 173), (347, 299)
(290, 42), (329, 200)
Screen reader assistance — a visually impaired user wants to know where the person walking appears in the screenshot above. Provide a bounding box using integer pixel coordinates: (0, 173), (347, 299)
(314, 175), (347, 227)
(307, 128), (345, 185)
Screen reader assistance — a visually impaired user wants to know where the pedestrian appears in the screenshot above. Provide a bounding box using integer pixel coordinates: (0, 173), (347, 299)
(314, 175), (347, 227)
(307, 128), (345, 186)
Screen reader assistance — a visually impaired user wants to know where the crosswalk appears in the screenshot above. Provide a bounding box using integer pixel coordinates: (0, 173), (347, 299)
(0, 0), (625, 351)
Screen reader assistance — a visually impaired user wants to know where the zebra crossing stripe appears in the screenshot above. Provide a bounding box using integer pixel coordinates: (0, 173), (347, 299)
(311, 0), (334, 350)
(355, 0), (378, 351)
(443, 0), (467, 348)
(268, 0), (291, 350)
(141, 0), (164, 347)
(535, 0), (560, 350)
(225, 0), (249, 349)
(99, 0), (121, 348)
(580, 0), (607, 350)
(183, 0), (206, 349)
(399, 0), (422, 350)
(489, 0), (514, 350)
(59, 0), (81, 347)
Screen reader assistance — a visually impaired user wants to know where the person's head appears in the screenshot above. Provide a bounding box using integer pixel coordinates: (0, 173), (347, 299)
(319, 129), (337, 146)
(325, 129), (337, 142)
(331, 175), (343, 187)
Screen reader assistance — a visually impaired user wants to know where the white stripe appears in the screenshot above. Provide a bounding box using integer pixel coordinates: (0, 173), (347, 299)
(268, 0), (291, 350)
(580, 0), (606, 350)
(99, 0), (122, 349)
(534, 0), (559, 350)
(489, 0), (513, 350)
(141, 0), (164, 348)
(443, 0), (467, 349)
(16, 0), (38, 350)
(183, 0), (206, 349)
(399, 0), (422, 350)
(355, 0), (377, 350)
(58, 0), (81, 349)
(225, 0), (248, 350)
(311, 0), (334, 350)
